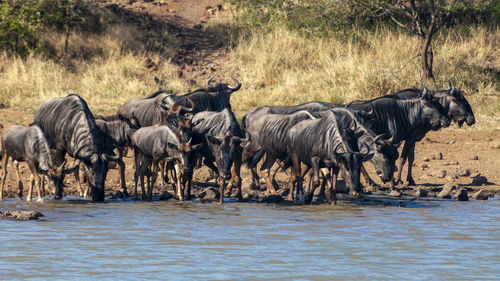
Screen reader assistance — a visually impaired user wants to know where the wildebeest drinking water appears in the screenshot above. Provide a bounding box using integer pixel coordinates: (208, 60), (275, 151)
(1, 123), (77, 201)
(34, 94), (121, 201)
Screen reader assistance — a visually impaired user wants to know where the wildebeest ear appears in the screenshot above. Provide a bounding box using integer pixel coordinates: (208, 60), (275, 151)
(374, 134), (386, 145)
(207, 135), (222, 145)
(421, 87), (434, 102)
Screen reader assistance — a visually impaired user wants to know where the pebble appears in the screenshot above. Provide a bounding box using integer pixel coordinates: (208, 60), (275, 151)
(389, 190), (401, 197)
(457, 168), (471, 177)
(469, 153), (479, 160)
(434, 169), (447, 178)
(431, 152), (443, 160)
(0, 210), (44, 220)
(415, 187), (429, 197)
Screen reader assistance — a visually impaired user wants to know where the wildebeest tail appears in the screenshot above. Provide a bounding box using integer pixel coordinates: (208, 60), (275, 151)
(248, 148), (265, 169)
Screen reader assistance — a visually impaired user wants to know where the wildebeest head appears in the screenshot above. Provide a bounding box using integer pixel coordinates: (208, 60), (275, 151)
(420, 88), (451, 130)
(206, 76), (242, 95)
(167, 138), (204, 177)
(446, 81), (475, 127)
(207, 130), (250, 180)
(38, 159), (78, 200)
(79, 150), (121, 201)
(334, 141), (368, 195)
(370, 135), (399, 183)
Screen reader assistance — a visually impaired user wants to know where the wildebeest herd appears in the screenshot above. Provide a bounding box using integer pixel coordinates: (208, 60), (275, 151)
(0, 78), (475, 204)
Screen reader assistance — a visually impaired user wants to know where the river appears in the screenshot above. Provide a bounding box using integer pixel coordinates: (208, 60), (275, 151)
(1, 196), (499, 280)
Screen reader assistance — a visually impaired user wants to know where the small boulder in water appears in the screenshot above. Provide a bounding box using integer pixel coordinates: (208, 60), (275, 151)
(454, 188), (469, 201)
(159, 191), (173, 201)
(415, 187), (429, 197)
(471, 176), (488, 186)
(1, 210), (44, 220)
(437, 183), (455, 199)
(471, 189), (489, 200)
(389, 190), (401, 197)
(197, 187), (219, 200)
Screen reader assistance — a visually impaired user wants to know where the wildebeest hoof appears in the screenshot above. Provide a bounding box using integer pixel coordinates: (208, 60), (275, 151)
(407, 180), (416, 186)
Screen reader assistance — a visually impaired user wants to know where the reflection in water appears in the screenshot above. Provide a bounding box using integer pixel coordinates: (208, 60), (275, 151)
(1, 196), (499, 280)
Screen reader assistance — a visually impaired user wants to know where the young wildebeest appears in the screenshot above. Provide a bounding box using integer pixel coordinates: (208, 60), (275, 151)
(131, 124), (202, 201)
(0, 123), (76, 201)
(34, 94), (121, 201)
(385, 83), (475, 186)
(242, 110), (318, 199)
(190, 109), (249, 203)
(346, 90), (450, 189)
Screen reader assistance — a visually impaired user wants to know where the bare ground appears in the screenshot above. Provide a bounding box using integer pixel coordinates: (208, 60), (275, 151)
(0, 0), (498, 201)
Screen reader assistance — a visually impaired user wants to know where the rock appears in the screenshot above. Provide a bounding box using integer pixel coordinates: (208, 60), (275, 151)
(420, 163), (429, 169)
(451, 161), (459, 165)
(434, 169), (447, 178)
(197, 187), (219, 200)
(489, 140), (500, 149)
(159, 191), (173, 201)
(448, 140), (456, 144)
(469, 153), (479, 160)
(443, 162), (450, 166)
(261, 195), (285, 203)
(415, 187), (429, 197)
(445, 174), (458, 181)
(437, 183), (455, 199)
(431, 152), (443, 160)
(471, 176), (488, 186)
(470, 172), (481, 178)
(114, 190), (124, 199)
(471, 189), (488, 200)
(1, 210), (44, 220)
(423, 157), (430, 162)
(454, 188), (469, 201)
(457, 168), (471, 177)
(389, 190), (401, 197)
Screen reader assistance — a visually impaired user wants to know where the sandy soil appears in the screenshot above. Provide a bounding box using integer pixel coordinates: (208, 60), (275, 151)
(0, 0), (498, 200)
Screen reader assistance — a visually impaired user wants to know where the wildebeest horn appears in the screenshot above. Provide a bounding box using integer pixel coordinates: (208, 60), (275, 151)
(357, 142), (371, 157)
(59, 159), (67, 168)
(227, 77), (241, 91)
(182, 98), (195, 112)
(350, 119), (357, 131)
(374, 134), (385, 145)
(333, 142), (343, 156)
(72, 146), (84, 160)
(187, 137), (192, 144)
(206, 76), (215, 87)
(449, 80), (455, 90)
(387, 135), (395, 144)
(102, 148), (122, 162)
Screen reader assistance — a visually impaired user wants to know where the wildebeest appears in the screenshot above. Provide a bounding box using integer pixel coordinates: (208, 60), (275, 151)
(92, 114), (139, 196)
(131, 124), (202, 201)
(287, 109), (372, 203)
(241, 101), (336, 130)
(346, 89), (450, 188)
(190, 109), (249, 203)
(242, 110), (318, 199)
(118, 90), (194, 128)
(384, 83), (475, 185)
(34, 94), (121, 201)
(163, 77), (241, 114)
(1, 123), (77, 201)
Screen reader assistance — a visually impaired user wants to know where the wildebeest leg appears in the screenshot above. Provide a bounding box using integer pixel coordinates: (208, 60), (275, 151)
(330, 166), (339, 205)
(396, 141), (412, 186)
(318, 168), (329, 201)
(405, 143), (417, 186)
(174, 162), (184, 201)
(288, 154), (302, 201)
(74, 165), (84, 197)
(15, 161), (23, 199)
(148, 160), (159, 201)
(117, 159), (128, 196)
(27, 163), (40, 202)
(261, 154), (278, 195)
(53, 148), (66, 199)
(360, 165), (380, 189)
(250, 166), (260, 188)
(1, 151), (9, 200)
(306, 157), (321, 204)
(226, 154), (243, 201)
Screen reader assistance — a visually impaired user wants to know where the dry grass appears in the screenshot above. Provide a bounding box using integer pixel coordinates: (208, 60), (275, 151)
(0, 17), (498, 128)
(224, 26), (500, 128)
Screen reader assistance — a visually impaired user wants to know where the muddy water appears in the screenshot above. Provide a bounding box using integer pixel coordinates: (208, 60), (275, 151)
(1, 196), (499, 280)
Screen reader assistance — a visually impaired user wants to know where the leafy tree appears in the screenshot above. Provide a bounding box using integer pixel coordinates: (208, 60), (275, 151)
(0, 0), (43, 55)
